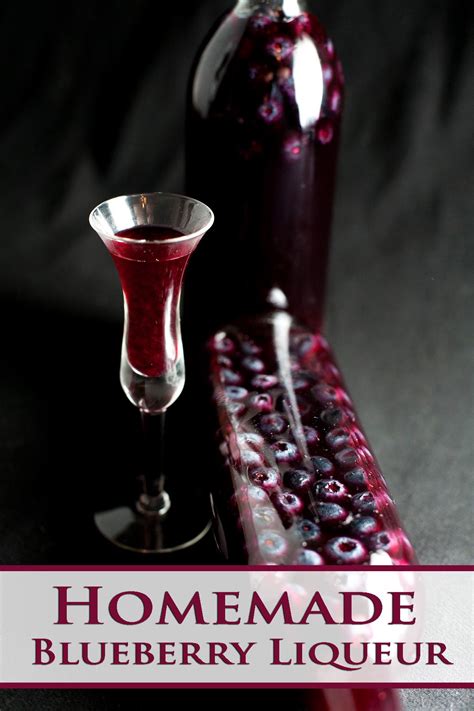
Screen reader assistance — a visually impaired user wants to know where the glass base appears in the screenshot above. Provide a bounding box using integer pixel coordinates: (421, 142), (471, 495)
(94, 504), (211, 554)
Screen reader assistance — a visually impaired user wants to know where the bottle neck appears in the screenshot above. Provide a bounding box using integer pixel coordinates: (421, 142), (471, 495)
(236, 0), (307, 19)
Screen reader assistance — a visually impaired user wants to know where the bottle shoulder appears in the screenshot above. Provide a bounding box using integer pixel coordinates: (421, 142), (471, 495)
(188, 10), (344, 127)
(189, 11), (247, 118)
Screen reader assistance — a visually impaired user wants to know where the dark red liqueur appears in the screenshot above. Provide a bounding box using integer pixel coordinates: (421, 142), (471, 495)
(186, 9), (343, 335)
(112, 225), (187, 378)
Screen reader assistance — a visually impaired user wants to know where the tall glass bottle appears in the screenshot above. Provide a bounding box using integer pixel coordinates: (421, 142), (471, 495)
(186, 0), (343, 335)
(185, 4), (410, 707)
(185, 0), (415, 564)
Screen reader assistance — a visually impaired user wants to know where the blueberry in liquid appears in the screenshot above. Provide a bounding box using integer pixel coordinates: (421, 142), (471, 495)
(343, 467), (368, 491)
(324, 537), (368, 564)
(314, 479), (349, 504)
(297, 519), (322, 547)
(352, 491), (377, 514)
(311, 456), (336, 478)
(271, 440), (302, 464)
(315, 502), (349, 526)
(283, 468), (314, 494)
(326, 427), (352, 451)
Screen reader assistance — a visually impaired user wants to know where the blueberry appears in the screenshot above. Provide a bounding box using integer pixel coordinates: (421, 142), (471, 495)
(297, 519), (322, 547)
(225, 386), (248, 401)
(322, 63), (334, 83)
(258, 99), (283, 124)
(324, 537), (368, 564)
(257, 531), (288, 561)
(317, 119), (334, 144)
(216, 355), (233, 368)
(316, 502), (349, 526)
(249, 393), (274, 413)
(249, 13), (274, 34)
(292, 373), (315, 393)
(271, 441), (302, 464)
(349, 516), (380, 538)
(297, 334), (320, 358)
(251, 374), (278, 391)
(335, 448), (359, 470)
(283, 468), (314, 494)
(343, 467), (368, 491)
(246, 486), (269, 506)
(320, 407), (346, 429)
(296, 549), (324, 566)
(329, 88), (342, 113)
(369, 531), (395, 554)
(237, 432), (265, 449)
(303, 426), (320, 449)
(272, 491), (304, 524)
(226, 401), (246, 418)
(326, 427), (352, 451)
(314, 479), (349, 503)
(312, 384), (339, 406)
(311, 456), (336, 478)
(352, 491), (376, 514)
(257, 413), (288, 438)
(209, 334), (236, 354)
(249, 467), (281, 492)
(242, 356), (266, 374)
(241, 339), (263, 355)
(252, 507), (279, 529)
(221, 368), (243, 386)
(266, 36), (293, 61)
(283, 134), (301, 159)
(240, 449), (265, 470)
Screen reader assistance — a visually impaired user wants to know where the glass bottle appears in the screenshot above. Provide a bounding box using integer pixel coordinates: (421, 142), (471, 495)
(185, 0), (415, 567)
(186, 4), (410, 707)
(186, 0), (343, 335)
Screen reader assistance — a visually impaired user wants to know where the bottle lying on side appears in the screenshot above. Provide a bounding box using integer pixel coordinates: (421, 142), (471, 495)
(208, 314), (415, 567)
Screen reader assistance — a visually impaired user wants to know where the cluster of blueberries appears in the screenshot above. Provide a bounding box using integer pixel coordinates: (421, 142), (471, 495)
(210, 328), (409, 566)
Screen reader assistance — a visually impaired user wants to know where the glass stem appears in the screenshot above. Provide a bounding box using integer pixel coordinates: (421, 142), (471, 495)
(137, 410), (171, 517)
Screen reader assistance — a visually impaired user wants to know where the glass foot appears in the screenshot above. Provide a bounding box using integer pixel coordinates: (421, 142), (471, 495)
(94, 503), (211, 553)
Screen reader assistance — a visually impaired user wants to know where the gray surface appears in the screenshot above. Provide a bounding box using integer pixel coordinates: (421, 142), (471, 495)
(402, 688), (474, 710)
(326, 122), (474, 565)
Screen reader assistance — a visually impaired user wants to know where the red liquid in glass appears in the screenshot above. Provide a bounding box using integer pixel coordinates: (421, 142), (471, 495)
(187, 9), (343, 334)
(112, 225), (187, 378)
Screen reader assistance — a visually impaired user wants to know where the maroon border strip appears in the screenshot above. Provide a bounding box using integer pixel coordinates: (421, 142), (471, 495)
(0, 565), (472, 571)
(0, 683), (472, 689)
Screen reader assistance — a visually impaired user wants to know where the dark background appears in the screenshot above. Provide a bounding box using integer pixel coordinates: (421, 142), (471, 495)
(0, 0), (472, 708)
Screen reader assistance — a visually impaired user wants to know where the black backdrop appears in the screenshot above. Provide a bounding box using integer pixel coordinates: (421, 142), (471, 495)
(0, 1), (472, 708)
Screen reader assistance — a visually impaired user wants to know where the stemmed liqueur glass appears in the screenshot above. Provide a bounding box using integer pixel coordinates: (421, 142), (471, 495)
(89, 192), (214, 553)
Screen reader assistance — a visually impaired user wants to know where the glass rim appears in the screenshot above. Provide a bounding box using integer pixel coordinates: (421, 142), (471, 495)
(89, 191), (215, 245)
